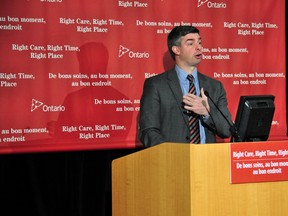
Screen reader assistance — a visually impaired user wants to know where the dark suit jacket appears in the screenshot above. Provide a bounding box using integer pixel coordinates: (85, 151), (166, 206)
(139, 68), (232, 147)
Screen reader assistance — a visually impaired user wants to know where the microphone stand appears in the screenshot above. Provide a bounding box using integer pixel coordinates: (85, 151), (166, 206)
(204, 91), (241, 142)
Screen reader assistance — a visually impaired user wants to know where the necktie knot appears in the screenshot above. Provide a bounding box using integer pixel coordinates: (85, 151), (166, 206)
(187, 74), (196, 95)
(187, 74), (193, 82)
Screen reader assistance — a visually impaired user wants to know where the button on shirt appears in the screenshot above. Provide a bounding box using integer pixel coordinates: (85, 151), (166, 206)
(175, 65), (206, 144)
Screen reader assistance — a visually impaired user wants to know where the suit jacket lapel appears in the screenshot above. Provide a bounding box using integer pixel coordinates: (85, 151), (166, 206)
(167, 69), (189, 126)
(198, 72), (209, 92)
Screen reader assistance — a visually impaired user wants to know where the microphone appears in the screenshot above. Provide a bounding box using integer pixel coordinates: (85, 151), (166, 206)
(204, 90), (240, 142)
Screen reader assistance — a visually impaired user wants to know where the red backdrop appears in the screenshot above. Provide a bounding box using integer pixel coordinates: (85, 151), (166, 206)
(0, 0), (286, 153)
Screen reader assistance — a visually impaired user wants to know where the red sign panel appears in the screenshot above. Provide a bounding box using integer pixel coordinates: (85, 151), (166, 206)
(0, 0), (286, 153)
(230, 141), (288, 184)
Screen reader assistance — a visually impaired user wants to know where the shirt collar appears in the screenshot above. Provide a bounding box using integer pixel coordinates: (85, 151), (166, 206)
(175, 65), (198, 82)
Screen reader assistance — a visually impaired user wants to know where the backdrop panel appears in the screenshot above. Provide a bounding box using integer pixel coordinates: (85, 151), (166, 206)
(0, 0), (286, 153)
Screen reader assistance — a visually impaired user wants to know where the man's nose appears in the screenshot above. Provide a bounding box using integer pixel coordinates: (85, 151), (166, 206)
(196, 43), (202, 50)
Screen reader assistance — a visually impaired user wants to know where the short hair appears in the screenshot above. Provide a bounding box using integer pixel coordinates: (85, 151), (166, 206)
(167, 26), (200, 60)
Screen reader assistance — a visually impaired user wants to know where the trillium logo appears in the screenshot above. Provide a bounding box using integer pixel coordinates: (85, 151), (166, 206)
(118, 45), (130, 57)
(31, 99), (65, 112)
(197, 0), (227, 8)
(31, 99), (44, 112)
(118, 45), (150, 59)
(198, 0), (208, 7)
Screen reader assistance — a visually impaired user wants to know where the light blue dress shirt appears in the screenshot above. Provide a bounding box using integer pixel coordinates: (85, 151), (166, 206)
(175, 65), (206, 144)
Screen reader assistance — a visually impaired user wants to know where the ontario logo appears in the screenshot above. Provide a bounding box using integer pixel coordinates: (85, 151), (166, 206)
(197, 0), (227, 8)
(118, 45), (150, 58)
(31, 99), (65, 112)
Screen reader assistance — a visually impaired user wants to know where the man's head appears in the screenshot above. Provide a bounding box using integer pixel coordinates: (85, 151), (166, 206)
(167, 26), (200, 60)
(167, 26), (203, 70)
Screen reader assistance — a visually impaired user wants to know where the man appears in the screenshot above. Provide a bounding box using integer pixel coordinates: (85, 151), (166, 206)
(139, 25), (232, 147)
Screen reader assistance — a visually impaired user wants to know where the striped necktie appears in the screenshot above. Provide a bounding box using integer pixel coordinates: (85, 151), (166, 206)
(187, 75), (200, 144)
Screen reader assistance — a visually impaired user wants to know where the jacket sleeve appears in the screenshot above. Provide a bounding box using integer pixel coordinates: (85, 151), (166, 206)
(139, 78), (165, 147)
(202, 81), (232, 139)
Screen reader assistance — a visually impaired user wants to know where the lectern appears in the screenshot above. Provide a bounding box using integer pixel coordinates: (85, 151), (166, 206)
(112, 143), (288, 216)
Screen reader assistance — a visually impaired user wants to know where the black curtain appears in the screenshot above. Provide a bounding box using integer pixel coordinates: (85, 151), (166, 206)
(0, 148), (139, 216)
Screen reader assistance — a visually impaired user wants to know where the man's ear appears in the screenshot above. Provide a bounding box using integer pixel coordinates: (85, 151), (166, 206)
(172, 46), (180, 56)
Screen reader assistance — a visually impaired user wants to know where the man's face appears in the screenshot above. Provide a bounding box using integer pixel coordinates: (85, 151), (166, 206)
(174, 33), (203, 67)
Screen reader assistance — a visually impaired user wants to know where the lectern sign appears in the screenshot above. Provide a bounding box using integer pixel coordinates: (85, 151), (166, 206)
(230, 141), (288, 184)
